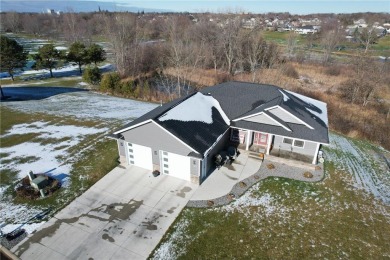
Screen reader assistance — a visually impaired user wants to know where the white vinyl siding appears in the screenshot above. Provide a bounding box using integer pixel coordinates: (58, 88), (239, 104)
(293, 140), (305, 148)
(267, 107), (304, 125)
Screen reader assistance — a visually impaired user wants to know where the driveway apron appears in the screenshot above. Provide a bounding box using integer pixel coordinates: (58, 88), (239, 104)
(12, 166), (197, 259)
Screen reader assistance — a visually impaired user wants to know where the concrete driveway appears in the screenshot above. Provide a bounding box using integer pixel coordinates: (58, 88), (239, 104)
(12, 166), (197, 259)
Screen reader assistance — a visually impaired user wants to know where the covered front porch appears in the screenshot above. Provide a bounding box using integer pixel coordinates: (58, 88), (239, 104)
(230, 128), (321, 165)
(231, 128), (273, 155)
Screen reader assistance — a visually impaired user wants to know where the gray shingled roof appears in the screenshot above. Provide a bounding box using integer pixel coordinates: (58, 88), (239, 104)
(113, 81), (329, 156)
(111, 93), (195, 138)
(201, 81), (329, 143)
(113, 92), (229, 156)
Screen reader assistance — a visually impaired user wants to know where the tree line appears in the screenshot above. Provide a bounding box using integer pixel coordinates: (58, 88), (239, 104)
(0, 36), (105, 80)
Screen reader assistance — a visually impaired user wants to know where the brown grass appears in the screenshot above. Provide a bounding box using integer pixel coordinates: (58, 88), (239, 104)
(168, 62), (390, 150)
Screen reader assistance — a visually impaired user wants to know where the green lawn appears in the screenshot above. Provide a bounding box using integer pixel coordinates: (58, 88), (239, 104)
(151, 135), (390, 259)
(262, 31), (289, 44)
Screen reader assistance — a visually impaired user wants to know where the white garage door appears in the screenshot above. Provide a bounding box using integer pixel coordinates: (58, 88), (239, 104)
(127, 143), (153, 171)
(160, 151), (191, 181)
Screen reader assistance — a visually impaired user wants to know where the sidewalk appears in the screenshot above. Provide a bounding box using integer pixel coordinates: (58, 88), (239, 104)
(188, 156), (324, 208)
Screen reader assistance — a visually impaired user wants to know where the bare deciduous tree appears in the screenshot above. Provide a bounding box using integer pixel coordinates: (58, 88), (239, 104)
(340, 52), (388, 107)
(3, 12), (21, 32)
(286, 31), (298, 58)
(218, 16), (242, 76)
(104, 13), (137, 76)
(320, 18), (343, 63)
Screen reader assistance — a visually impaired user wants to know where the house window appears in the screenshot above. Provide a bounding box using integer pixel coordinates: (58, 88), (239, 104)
(283, 138), (293, 145)
(293, 140), (305, 148)
(164, 170), (169, 174)
(154, 151), (157, 155)
(130, 160), (134, 164)
(120, 142), (123, 146)
(163, 151), (168, 156)
(193, 160), (196, 165)
(129, 155), (134, 159)
(163, 158), (168, 162)
(128, 143), (132, 147)
(164, 164), (169, 168)
(129, 149), (133, 153)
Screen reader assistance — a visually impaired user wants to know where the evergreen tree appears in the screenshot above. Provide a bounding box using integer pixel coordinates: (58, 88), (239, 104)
(86, 44), (106, 66)
(0, 36), (28, 81)
(33, 44), (63, 78)
(67, 42), (87, 73)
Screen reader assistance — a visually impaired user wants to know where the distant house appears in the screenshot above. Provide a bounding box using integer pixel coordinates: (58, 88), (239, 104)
(294, 25), (318, 34)
(111, 82), (329, 184)
(346, 27), (387, 38)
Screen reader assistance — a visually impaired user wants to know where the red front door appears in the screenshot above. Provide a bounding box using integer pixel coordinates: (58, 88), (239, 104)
(254, 132), (268, 146)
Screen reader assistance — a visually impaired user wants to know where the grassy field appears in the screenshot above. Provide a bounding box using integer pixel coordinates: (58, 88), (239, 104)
(0, 106), (119, 223)
(262, 30), (390, 57)
(151, 134), (390, 259)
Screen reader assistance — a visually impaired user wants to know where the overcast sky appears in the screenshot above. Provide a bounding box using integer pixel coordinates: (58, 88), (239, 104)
(2, 0), (390, 14)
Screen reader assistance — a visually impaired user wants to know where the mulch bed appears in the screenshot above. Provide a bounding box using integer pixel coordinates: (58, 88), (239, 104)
(16, 174), (61, 200)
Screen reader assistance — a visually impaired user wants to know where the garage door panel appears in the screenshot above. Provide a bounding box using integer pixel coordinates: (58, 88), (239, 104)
(160, 151), (190, 181)
(127, 143), (153, 171)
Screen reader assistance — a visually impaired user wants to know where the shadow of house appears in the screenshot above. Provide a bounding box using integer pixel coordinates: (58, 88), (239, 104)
(0, 87), (88, 102)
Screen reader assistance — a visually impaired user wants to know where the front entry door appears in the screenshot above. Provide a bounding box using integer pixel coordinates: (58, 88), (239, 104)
(253, 132), (268, 146)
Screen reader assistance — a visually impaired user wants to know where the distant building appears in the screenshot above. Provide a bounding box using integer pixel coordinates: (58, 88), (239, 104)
(294, 25), (318, 34)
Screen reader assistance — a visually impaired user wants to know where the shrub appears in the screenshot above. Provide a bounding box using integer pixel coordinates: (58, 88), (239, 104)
(121, 80), (135, 96)
(82, 66), (102, 85)
(281, 63), (299, 79)
(325, 65), (341, 76)
(100, 72), (121, 93)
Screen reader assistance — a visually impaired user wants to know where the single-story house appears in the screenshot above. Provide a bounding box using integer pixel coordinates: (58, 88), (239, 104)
(294, 25), (318, 34)
(110, 82), (329, 184)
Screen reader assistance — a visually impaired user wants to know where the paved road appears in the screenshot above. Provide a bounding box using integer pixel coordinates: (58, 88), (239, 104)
(12, 166), (197, 259)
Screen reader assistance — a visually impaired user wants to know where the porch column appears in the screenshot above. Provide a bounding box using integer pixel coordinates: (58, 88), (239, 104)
(266, 134), (273, 155)
(245, 130), (252, 151)
(312, 143), (321, 164)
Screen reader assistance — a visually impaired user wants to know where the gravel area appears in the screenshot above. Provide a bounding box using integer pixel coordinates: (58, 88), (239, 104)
(0, 230), (27, 249)
(187, 159), (324, 208)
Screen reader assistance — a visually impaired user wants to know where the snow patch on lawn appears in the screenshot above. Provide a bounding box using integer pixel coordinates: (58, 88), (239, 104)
(151, 219), (191, 259)
(4, 91), (158, 121)
(159, 92), (230, 125)
(0, 201), (43, 226)
(326, 133), (390, 205)
(1, 221), (45, 235)
(221, 191), (277, 216)
(54, 46), (67, 50)
(0, 121), (108, 181)
(216, 184), (280, 217)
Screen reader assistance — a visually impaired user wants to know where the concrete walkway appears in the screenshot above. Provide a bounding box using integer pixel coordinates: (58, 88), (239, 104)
(188, 155), (324, 208)
(12, 166), (197, 260)
(190, 153), (261, 201)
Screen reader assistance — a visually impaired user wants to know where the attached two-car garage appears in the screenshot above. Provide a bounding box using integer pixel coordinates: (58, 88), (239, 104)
(126, 142), (191, 181)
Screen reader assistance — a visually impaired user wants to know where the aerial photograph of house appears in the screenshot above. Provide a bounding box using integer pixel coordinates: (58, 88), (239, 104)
(112, 81), (329, 184)
(0, 0), (389, 259)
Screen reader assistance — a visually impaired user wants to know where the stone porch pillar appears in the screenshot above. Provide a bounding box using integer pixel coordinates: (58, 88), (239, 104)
(266, 134), (273, 155)
(245, 130), (252, 150)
